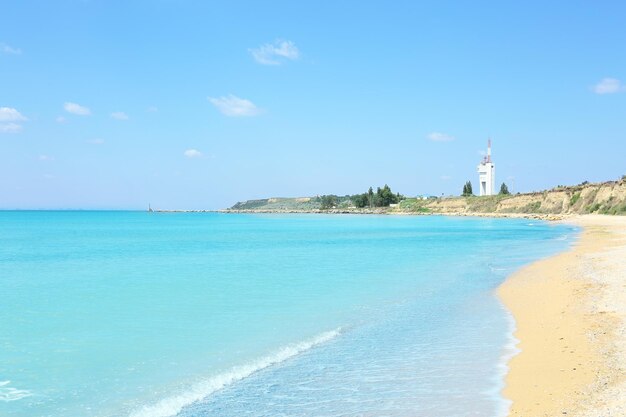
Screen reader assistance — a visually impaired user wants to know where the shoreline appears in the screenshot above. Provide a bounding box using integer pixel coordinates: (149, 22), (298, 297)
(498, 215), (626, 416)
(159, 208), (568, 221)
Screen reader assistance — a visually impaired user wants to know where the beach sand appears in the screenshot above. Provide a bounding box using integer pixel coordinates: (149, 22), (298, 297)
(498, 214), (626, 416)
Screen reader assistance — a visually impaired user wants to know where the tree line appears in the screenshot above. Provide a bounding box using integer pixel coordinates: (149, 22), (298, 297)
(319, 185), (405, 209)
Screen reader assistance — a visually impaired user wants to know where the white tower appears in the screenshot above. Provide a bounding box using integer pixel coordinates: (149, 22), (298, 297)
(477, 139), (495, 196)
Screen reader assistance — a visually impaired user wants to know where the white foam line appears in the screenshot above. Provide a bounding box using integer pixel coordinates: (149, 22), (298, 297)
(492, 304), (521, 417)
(129, 328), (341, 417)
(0, 380), (33, 402)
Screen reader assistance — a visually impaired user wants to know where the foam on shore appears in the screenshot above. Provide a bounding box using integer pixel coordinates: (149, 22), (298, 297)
(493, 305), (521, 417)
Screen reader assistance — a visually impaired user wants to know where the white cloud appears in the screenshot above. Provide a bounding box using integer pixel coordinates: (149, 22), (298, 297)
(592, 78), (625, 94)
(0, 107), (27, 122)
(38, 155), (54, 161)
(64, 102), (91, 115)
(0, 108), (26, 133)
(56, 116), (67, 123)
(440, 175), (452, 181)
(147, 106), (159, 113)
(250, 40), (300, 65)
(0, 123), (22, 133)
(111, 111), (129, 120)
(184, 149), (203, 158)
(0, 43), (21, 55)
(427, 132), (455, 142)
(208, 94), (260, 117)
(87, 138), (105, 145)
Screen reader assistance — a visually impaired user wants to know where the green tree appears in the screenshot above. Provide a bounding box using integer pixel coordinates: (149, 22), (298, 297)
(462, 181), (473, 196)
(372, 187), (382, 207)
(377, 184), (398, 206)
(320, 195), (338, 209)
(352, 193), (368, 208)
(499, 182), (510, 195)
(352, 185), (403, 208)
(367, 187), (374, 208)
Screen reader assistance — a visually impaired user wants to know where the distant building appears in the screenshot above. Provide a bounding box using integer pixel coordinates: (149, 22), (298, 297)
(477, 139), (495, 196)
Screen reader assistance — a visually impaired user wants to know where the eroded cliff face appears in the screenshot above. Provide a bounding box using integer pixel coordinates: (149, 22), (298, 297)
(424, 180), (626, 215)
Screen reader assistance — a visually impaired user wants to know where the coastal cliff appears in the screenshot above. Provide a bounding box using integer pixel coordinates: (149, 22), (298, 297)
(225, 178), (626, 217)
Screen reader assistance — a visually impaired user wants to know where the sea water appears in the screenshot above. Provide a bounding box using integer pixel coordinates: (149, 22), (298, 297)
(0, 212), (576, 417)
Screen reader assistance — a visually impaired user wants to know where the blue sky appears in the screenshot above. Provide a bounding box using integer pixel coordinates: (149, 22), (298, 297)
(1, 1), (625, 209)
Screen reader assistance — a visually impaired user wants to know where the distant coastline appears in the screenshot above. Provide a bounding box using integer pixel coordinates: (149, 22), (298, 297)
(223, 178), (625, 217)
(154, 177), (626, 220)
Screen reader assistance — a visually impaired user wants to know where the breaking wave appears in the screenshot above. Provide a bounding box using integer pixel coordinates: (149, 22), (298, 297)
(129, 328), (341, 417)
(0, 380), (32, 402)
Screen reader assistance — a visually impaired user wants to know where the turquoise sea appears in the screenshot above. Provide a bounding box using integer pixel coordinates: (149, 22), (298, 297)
(0, 212), (576, 417)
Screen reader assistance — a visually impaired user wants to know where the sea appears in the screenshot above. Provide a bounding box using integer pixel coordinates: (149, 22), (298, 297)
(0, 211), (576, 417)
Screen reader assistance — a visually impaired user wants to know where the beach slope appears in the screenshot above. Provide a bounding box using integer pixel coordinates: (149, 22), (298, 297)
(498, 215), (626, 416)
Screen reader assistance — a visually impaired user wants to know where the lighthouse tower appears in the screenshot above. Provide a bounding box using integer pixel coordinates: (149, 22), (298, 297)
(477, 139), (495, 196)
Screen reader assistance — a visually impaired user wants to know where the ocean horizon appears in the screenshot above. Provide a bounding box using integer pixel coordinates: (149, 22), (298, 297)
(1, 212), (576, 416)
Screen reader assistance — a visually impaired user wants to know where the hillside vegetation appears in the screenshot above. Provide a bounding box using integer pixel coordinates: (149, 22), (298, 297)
(423, 179), (626, 215)
(227, 178), (626, 217)
(229, 185), (403, 211)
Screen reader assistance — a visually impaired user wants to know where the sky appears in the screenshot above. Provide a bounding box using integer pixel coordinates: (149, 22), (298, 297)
(1, 1), (625, 209)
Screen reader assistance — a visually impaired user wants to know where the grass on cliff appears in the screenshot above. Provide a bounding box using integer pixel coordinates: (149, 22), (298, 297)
(399, 198), (431, 213)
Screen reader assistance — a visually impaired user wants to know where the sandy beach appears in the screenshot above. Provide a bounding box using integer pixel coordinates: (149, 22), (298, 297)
(498, 214), (626, 416)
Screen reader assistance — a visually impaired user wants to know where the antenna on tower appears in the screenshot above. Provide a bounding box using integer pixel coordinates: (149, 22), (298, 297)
(487, 138), (492, 163)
